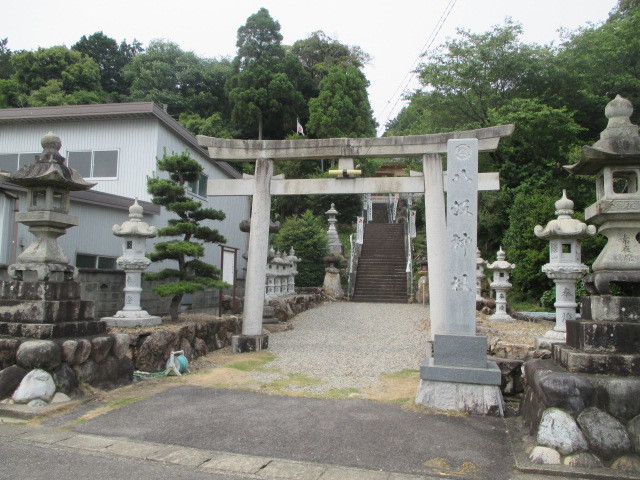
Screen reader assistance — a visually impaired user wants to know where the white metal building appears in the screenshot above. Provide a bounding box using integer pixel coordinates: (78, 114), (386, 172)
(0, 102), (250, 277)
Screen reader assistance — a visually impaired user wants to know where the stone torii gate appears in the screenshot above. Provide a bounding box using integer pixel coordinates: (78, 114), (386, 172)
(198, 126), (513, 353)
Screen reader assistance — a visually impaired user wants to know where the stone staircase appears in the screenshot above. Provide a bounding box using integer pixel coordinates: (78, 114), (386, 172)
(351, 220), (408, 303)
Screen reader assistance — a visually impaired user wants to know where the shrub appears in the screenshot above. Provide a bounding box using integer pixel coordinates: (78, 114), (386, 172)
(272, 210), (329, 287)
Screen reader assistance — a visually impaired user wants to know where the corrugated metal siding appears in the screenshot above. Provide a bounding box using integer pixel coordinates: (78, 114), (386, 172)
(0, 193), (16, 264)
(0, 120), (157, 201)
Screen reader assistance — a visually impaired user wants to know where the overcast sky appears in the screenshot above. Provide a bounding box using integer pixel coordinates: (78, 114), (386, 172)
(4, 0), (618, 134)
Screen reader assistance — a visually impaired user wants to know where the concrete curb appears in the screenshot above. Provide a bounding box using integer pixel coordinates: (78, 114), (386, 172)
(0, 423), (443, 480)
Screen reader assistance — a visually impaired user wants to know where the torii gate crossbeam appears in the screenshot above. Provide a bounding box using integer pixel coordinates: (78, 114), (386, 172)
(198, 125), (514, 353)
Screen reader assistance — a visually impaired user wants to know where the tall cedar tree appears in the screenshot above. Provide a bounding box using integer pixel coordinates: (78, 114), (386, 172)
(145, 151), (227, 321)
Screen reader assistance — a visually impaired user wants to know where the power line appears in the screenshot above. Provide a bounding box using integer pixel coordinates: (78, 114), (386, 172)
(375, 0), (457, 137)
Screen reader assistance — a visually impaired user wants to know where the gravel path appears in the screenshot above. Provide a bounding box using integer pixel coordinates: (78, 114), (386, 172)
(252, 302), (431, 392)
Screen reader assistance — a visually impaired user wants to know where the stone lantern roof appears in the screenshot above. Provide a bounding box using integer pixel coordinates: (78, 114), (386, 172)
(112, 199), (157, 238)
(0, 132), (95, 190)
(534, 190), (597, 240)
(565, 95), (640, 175)
(487, 247), (515, 272)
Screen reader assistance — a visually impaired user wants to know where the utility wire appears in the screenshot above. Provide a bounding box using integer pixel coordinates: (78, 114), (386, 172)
(375, 0), (457, 137)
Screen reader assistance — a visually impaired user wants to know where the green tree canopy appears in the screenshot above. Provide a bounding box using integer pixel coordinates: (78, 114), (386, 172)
(0, 45), (105, 107)
(72, 31), (142, 98)
(227, 8), (308, 139)
(145, 151), (227, 321)
(124, 40), (231, 118)
(292, 31), (370, 92)
(307, 65), (376, 138)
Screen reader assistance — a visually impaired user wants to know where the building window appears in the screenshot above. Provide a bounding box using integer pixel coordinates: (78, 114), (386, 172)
(0, 152), (40, 172)
(188, 173), (208, 197)
(67, 150), (118, 178)
(76, 253), (118, 270)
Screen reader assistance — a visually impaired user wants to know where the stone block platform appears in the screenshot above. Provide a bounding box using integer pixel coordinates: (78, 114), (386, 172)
(0, 281), (106, 339)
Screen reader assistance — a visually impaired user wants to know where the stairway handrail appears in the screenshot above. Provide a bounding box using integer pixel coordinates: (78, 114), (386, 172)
(347, 232), (361, 298)
(405, 221), (414, 301)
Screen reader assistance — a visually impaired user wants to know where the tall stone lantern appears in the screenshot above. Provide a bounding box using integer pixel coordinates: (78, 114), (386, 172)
(2, 132), (96, 282)
(565, 95), (640, 295)
(325, 203), (343, 255)
(487, 247), (515, 322)
(534, 190), (596, 339)
(0, 133), (106, 339)
(102, 199), (161, 327)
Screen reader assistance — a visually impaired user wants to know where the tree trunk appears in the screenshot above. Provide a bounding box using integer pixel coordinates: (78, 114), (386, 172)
(258, 115), (263, 140)
(169, 294), (183, 322)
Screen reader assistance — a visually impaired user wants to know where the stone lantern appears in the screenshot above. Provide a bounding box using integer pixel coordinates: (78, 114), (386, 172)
(0, 133), (106, 340)
(534, 190), (596, 339)
(2, 132), (95, 282)
(325, 203), (343, 255)
(476, 248), (487, 301)
(285, 247), (300, 293)
(102, 199), (161, 327)
(487, 247), (515, 322)
(565, 95), (640, 294)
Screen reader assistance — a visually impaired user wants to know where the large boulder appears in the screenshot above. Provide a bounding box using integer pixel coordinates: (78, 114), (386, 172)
(577, 407), (631, 460)
(0, 365), (27, 400)
(61, 339), (91, 366)
(136, 330), (180, 372)
(111, 333), (130, 359)
(611, 454), (640, 473)
(537, 408), (588, 455)
(12, 369), (56, 404)
(0, 338), (20, 369)
(529, 446), (561, 465)
(73, 359), (99, 386)
(16, 340), (61, 371)
(91, 336), (114, 364)
(628, 414), (640, 455)
(563, 452), (603, 468)
(52, 363), (78, 395)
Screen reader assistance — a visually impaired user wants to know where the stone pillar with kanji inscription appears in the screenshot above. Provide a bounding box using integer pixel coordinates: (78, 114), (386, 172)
(416, 139), (503, 416)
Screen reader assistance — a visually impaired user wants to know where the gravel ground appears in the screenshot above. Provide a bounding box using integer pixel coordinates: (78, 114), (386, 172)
(251, 302), (431, 392)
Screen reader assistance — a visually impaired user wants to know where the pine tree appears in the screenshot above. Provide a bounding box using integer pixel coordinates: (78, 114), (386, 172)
(145, 151), (227, 321)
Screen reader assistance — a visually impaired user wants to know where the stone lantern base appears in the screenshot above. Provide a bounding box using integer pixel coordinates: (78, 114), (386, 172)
(0, 280), (106, 339)
(102, 311), (162, 328)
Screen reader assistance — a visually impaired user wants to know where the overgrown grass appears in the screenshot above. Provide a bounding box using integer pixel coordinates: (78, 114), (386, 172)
(509, 300), (547, 312)
(103, 397), (139, 409)
(381, 369), (420, 379)
(263, 373), (321, 391)
(226, 351), (276, 372)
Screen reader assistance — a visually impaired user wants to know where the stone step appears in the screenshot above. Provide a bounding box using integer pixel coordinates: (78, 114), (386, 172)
(351, 295), (407, 303)
(0, 299), (95, 324)
(567, 319), (640, 355)
(553, 343), (640, 376)
(0, 320), (107, 339)
(0, 281), (82, 301)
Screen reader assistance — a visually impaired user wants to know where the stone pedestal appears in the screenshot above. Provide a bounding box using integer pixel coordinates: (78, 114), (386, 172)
(554, 295), (640, 375)
(417, 139), (502, 415)
(0, 281), (105, 339)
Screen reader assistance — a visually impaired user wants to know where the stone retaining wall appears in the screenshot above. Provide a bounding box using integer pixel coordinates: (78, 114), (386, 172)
(0, 334), (133, 401)
(0, 265), (245, 319)
(521, 357), (640, 470)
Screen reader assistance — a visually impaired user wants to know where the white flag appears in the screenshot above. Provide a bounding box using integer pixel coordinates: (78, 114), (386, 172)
(296, 118), (304, 135)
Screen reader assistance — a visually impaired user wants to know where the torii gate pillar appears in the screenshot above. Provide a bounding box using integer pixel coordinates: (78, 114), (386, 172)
(231, 157), (272, 352)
